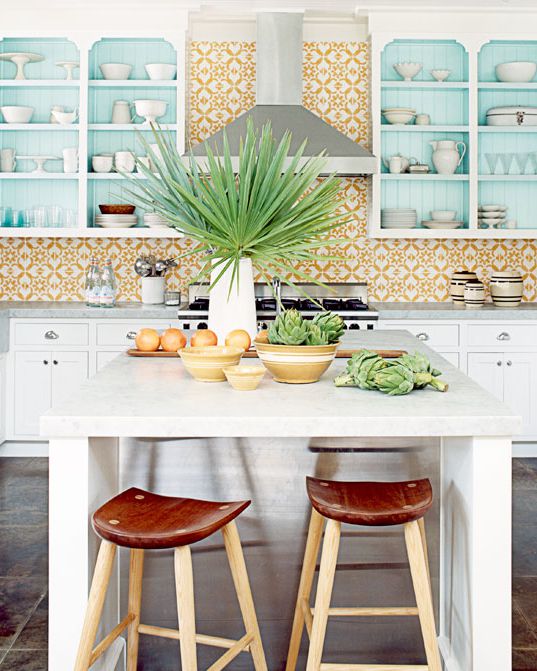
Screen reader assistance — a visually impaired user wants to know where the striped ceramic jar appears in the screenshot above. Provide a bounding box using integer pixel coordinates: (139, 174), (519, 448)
(450, 270), (478, 303)
(490, 270), (524, 308)
(464, 281), (485, 308)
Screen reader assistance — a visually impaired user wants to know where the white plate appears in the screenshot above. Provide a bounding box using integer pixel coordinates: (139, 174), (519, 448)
(95, 220), (136, 229)
(422, 220), (463, 229)
(479, 205), (507, 212)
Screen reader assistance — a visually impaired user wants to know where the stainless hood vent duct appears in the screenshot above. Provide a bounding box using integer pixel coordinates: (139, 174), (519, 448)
(189, 12), (377, 176)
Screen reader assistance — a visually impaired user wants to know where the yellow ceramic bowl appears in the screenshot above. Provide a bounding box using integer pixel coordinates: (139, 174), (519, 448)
(255, 342), (339, 384)
(224, 365), (265, 391)
(179, 346), (243, 382)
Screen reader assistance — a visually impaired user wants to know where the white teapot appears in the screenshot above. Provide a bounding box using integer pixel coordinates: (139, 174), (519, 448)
(430, 140), (466, 175)
(382, 154), (411, 174)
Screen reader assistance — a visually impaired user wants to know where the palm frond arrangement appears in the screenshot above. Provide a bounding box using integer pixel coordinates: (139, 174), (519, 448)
(123, 117), (349, 292)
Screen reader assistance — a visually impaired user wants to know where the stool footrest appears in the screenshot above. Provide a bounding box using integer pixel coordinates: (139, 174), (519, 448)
(207, 632), (254, 671)
(89, 613), (134, 666)
(138, 623), (251, 651)
(314, 607), (419, 617)
(320, 665), (428, 671)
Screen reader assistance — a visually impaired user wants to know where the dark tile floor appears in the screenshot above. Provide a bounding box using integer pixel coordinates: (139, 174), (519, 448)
(1, 457), (537, 669)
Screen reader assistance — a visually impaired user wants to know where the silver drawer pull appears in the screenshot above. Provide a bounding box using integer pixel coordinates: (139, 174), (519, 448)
(416, 332), (429, 341)
(126, 331), (137, 340)
(507, 360), (512, 366)
(497, 360), (502, 366)
(497, 332), (510, 341)
(45, 330), (59, 340)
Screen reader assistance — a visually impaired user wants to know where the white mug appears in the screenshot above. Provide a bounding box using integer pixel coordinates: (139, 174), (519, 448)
(114, 150), (135, 173)
(415, 113), (431, 125)
(62, 147), (78, 173)
(389, 156), (404, 174)
(111, 100), (133, 124)
(92, 155), (113, 173)
(0, 148), (16, 172)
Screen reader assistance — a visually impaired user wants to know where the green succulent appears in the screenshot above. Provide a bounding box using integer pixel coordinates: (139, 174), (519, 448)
(312, 311), (345, 344)
(395, 352), (448, 392)
(373, 362), (415, 396)
(268, 309), (309, 345)
(305, 323), (330, 346)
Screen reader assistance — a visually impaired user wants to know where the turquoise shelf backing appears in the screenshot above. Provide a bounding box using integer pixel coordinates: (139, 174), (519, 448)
(0, 86), (79, 124)
(0, 129), (78, 162)
(88, 86), (176, 124)
(479, 40), (537, 82)
(479, 180), (537, 228)
(381, 130), (469, 174)
(0, 38), (79, 81)
(0, 179), (77, 212)
(382, 89), (468, 126)
(478, 89), (537, 125)
(87, 128), (176, 168)
(89, 38), (177, 81)
(381, 39), (469, 83)
(478, 129), (537, 175)
(88, 179), (151, 228)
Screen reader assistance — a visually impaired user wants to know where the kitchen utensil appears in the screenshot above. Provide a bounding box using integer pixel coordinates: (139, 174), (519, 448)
(133, 99), (168, 125)
(56, 61), (79, 80)
(464, 281), (485, 308)
(485, 153), (499, 174)
(415, 113), (431, 125)
(490, 270), (523, 307)
(495, 61), (537, 83)
(382, 155), (411, 173)
(224, 365), (265, 391)
(431, 69), (451, 82)
(154, 260), (168, 275)
(114, 151), (135, 173)
(450, 270), (478, 303)
(16, 155), (60, 173)
(134, 258), (153, 277)
(62, 147), (78, 173)
(430, 140), (466, 174)
(144, 63), (176, 80)
(0, 52), (44, 80)
(486, 106), (537, 126)
(51, 108), (78, 125)
(111, 100), (133, 124)
(50, 105), (64, 123)
(92, 155), (113, 173)
(393, 62), (422, 81)
(180, 346), (244, 382)
(141, 276), (166, 304)
(381, 108), (416, 125)
(99, 63), (132, 80)
(99, 204), (135, 215)
(255, 341), (339, 384)
(1, 106), (34, 124)
(431, 210), (456, 222)
(0, 148), (16, 172)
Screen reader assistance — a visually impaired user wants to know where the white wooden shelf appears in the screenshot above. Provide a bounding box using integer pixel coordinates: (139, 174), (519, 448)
(0, 124), (79, 131)
(0, 79), (79, 87)
(381, 80), (469, 89)
(478, 82), (537, 89)
(89, 79), (177, 87)
(0, 226), (183, 238)
(381, 173), (469, 180)
(0, 173), (78, 179)
(374, 228), (537, 239)
(88, 173), (147, 179)
(381, 125), (469, 132)
(478, 126), (537, 133)
(479, 174), (537, 181)
(88, 123), (178, 131)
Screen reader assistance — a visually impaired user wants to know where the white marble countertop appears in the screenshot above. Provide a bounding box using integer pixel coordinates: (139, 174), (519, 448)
(40, 330), (520, 439)
(372, 301), (537, 320)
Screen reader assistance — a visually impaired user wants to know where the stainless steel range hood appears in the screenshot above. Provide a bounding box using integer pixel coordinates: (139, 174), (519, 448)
(189, 12), (377, 176)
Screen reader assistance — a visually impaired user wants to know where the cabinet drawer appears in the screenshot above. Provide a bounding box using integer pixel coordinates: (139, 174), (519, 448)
(381, 322), (459, 348)
(467, 324), (537, 348)
(14, 322), (89, 347)
(96, 322), (170, 346)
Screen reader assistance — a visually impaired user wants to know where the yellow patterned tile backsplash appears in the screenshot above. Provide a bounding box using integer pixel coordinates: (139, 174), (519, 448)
(1, 40), (537, 303)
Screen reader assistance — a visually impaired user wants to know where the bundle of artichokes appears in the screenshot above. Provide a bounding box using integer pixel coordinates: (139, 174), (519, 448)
(268, 309), (345, 346)
(334, 350), (448, 395)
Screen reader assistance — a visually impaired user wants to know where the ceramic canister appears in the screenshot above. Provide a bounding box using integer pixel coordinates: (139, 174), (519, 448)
(489, 270), (524, 308)
(464, 281), (485, 308)
(450, 270), (477, 303)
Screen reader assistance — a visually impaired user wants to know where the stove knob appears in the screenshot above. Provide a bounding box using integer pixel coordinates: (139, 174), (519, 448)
(349, 323), (360, 330)
(367, 324), (374, 330)
(198, 322), (208, 330)
(183, 323), (190, 330)
(261, 322), (268, 330)
(342, 323), (348, 330)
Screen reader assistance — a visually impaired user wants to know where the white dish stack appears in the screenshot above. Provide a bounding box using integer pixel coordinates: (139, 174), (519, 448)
(381, 208), (417, 229)
(95, 214), (137, 229)
(143, 212), (169, 229)
(478, 204), (507, 229)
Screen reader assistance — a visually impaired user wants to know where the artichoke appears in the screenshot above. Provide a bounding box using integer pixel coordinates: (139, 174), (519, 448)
(373, 362), (415, 396)
(334, 349), (388, 389)
(268, 309), (309, 345)
(312, 311), (345, 344)
(395, 352), (448, 392)
(305, 323), (330, 346)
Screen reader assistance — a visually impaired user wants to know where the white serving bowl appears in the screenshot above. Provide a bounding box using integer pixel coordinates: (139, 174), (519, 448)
(134, 99), (167, 122)
(393, 62), (422, 81)
(382, 109), (415, 125)
(145, 63), (176, 80)
(431, 210), (456, 222)
(99, 62), (132, 80)
(1, 105), (34, 123)
(495, 61), (537, 83)
(431, 69), (451, 82)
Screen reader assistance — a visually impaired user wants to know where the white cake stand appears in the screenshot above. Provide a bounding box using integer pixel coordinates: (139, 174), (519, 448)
(0, 52), (44, 80)
(17, 155), (61, 173)
(56, 61), (80, 81)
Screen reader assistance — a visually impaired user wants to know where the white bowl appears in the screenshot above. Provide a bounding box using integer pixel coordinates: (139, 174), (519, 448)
(382, 110), (415, 125)
(1, 105), (34, 123)
(431, 210), (456, 222)
(99, 63), (132, 80)
(393, 62), (422, 81)
(431, 69), (451, 82)
(134, 99), (167, 121)
(145, 63), (176, 80)
(495, 61), (537, 83)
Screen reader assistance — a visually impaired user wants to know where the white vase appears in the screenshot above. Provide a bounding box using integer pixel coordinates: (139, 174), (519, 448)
(141, 277), (165, 304)
(208, 257), (257, 343)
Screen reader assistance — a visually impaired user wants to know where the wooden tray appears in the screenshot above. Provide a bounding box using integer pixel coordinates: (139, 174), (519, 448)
(127, 348), (407, 359)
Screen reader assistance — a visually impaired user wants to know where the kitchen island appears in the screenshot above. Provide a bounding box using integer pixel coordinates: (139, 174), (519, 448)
(41, 330), (519, 671)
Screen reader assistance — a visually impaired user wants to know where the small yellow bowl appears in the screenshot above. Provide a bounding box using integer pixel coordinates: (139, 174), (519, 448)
(179, 346), (243, 382)
(224, 365), (266, 391)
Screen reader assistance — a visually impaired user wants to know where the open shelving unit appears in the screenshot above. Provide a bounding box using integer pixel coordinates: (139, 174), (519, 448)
(371, 33), (537, 239)
(0, 32), (186, 238)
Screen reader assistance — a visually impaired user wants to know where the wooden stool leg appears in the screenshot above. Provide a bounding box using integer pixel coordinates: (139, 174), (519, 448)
(404, 520), (442, 671)
(222, 520), (268, 671)
(74, 540), (117, 671)
(126, 548), (144, 671)
(305, 518), (341, 671)
(286, 508), (325, 671)
(175, 545), (198, 671)
(417, 517), (433, 602)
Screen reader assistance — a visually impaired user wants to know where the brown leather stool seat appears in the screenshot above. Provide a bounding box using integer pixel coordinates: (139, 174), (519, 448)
(92, 487), (250, 549)
(306, 476), (433, 527)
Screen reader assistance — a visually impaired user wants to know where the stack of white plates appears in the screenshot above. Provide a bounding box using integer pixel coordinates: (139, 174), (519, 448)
(478, 204), (507, 228)
(95, 214), (137, 229)
(422, 220), (463, 230)
(381, 208), (417, 229)
(144, 212), (169, 229)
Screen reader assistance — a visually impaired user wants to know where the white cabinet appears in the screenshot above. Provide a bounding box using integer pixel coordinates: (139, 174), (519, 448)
(436, 351), (460, 368)
(13, 351), (88, 438)
(467, 352), (537, 439)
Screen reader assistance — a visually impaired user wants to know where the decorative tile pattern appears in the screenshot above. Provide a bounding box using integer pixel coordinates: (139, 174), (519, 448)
(1, 41), (537, 302)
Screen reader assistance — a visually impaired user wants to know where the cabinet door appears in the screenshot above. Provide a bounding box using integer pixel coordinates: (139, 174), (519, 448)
(503, 353), (537, 439)
(467, 352), (504, 402)
(14, 351), (52, 437)
(51, 352), (89, 406)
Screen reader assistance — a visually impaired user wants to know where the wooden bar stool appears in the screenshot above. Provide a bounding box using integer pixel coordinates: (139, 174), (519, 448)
(286, 477), (441, 671)
(74, 487), (268, 671)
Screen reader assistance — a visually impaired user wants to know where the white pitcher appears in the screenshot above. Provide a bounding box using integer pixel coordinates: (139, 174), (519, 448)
(430, 140), (466, 175)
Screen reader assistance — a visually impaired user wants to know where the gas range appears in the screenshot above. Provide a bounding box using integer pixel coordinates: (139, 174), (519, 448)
(176, 282), (378, 332)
